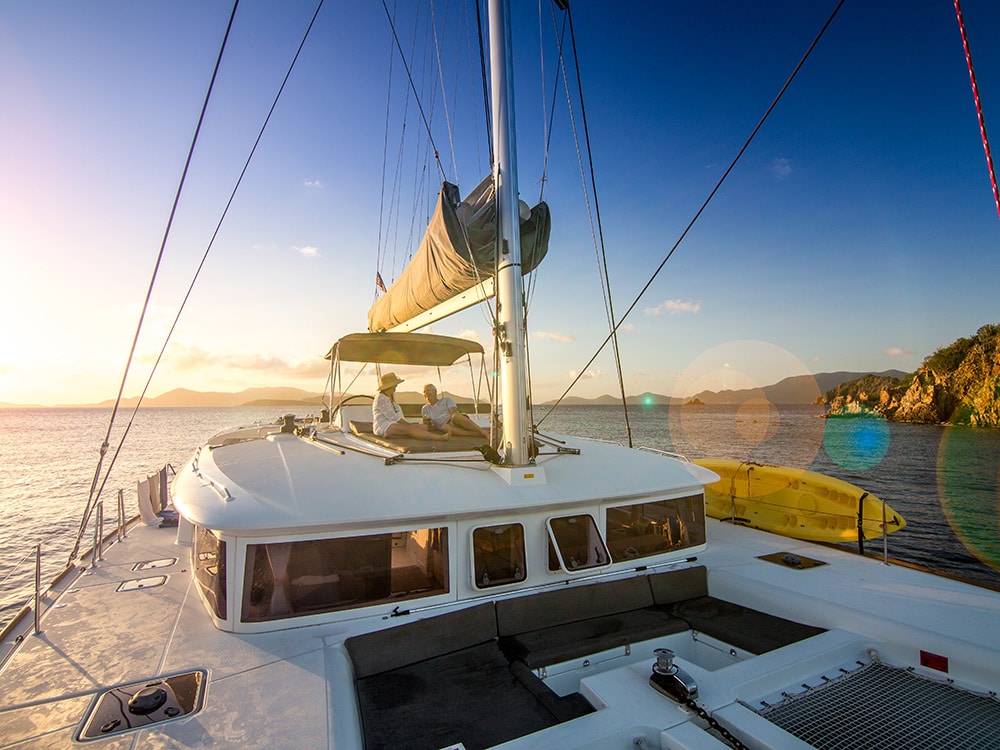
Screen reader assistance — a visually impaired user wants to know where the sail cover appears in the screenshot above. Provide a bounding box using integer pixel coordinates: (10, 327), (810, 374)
(367, 176), (550, 332)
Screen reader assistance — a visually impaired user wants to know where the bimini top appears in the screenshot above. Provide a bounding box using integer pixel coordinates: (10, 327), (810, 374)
(324, 331), (484, 366)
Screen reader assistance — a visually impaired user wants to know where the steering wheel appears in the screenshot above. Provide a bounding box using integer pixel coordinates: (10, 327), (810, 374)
(329, 394), (375, 421)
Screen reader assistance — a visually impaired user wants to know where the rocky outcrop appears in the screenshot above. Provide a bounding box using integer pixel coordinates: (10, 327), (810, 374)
(823, 324), (1000, 427)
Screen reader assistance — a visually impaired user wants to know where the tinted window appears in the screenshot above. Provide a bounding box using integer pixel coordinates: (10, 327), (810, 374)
(605, 495), (706, 562)
(547, 514), (610, 573)
(472, 524), (526, 588)
(194, 527), (227, 620)
(241, 528), (448, 622)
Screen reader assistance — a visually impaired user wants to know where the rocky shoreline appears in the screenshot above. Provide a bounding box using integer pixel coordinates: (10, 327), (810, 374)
(822, 325), (1000, 427)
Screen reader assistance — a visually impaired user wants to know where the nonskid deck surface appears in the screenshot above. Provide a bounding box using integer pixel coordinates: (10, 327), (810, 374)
(2, 521), (999, 749)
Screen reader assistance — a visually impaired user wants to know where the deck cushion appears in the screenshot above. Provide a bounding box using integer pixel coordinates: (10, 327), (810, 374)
(355, 641), (565, 750)
(345, 602), (497, 679)
(496, 576), (689, 668)
(646, 565), (710, 605)
(662, 595), (826, 654)
(501, 607), (687, 668)
(495, 575), (654, 636)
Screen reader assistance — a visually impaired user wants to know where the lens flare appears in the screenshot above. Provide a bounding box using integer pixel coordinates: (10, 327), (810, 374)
(669, 340), (824, 465)
(823, 409), (891, 471)
(937, 427), (1000, 573)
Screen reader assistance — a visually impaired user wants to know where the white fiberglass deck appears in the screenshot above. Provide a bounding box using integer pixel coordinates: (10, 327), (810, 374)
(2, 513), (998, 749)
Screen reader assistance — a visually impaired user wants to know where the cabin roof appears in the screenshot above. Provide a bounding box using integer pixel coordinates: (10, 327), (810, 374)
(325, 332), (484, 366)
(172, 434), (707, 535)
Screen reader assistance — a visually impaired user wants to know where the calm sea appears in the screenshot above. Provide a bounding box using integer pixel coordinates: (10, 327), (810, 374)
(2, 403), (999, 627)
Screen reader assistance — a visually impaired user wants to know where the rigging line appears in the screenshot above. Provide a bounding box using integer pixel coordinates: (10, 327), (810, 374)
(381, 0), (446, 181)
(475, 0), (494, 166)
(459, 2), (485, 176)
(536, 0), (548, 204)
(81, 0), (328, 538)
(536, 1), (567, 205)
(70, 0), (241, 562)
(954, 0), (1000, 221)
(376, 0), (399, 303)
(430, 0), (460, 183)
(565, 2), (633, 446)
(538, 0), (847, 427)
(525, 2), (568, 313)
(385, 4), (422, 283)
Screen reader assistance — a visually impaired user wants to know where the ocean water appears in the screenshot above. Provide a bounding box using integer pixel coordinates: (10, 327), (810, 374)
(2, 403), (999, 627)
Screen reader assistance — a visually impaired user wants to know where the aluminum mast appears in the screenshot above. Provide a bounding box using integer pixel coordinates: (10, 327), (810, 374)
(489, 0), (531, 466)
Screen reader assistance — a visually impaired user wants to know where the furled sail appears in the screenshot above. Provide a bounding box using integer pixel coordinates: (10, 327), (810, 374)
(367, 176), (550, 332)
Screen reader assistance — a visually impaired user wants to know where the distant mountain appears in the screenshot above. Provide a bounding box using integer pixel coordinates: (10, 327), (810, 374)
(80, 387), (326, 409)
(539, 371), (905, 407)
(4, 370), (907, 409)
(542, 393), (677, 407)
(688, 370), (907, 406)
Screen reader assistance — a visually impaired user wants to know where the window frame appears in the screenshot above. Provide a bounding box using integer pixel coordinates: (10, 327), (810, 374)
(545, 513), (611, 575)
(239, 526), (450, 624)
(470, 522), (527, 589)
(604, 494), (707, 563)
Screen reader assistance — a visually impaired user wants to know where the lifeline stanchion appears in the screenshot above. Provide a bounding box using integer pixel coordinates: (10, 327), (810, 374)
(117, 488), (125, 541)
(33, 544), (41, 634)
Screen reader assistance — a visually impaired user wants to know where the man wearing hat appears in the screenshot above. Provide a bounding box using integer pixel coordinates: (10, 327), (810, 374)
(372, 372), (449, 442)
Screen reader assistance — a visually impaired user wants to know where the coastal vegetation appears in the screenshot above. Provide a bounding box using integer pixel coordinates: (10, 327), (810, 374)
(824, 324), (1000, 426)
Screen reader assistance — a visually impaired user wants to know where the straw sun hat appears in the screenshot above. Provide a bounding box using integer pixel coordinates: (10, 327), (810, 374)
(378, 372), (405, 392)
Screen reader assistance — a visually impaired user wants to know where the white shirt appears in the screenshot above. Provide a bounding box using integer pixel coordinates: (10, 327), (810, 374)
(372, 393), (404, 436)
(421, 396), (457, 429)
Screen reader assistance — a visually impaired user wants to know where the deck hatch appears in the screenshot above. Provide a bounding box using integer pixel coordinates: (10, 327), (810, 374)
(132, 557), (177, 571)
(748, 657), (1000, 749)
(75, 669), (207, 742)
(117, 576), (167, 592)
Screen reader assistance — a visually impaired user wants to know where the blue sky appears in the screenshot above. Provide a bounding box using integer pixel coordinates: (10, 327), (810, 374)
(1, 1), (998, 406)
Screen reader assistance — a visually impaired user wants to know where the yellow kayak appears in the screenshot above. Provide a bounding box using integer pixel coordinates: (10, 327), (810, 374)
(692, 458), (906, 544)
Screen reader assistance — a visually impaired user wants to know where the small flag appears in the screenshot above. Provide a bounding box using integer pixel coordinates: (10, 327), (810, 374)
(375, 272), (387, 293)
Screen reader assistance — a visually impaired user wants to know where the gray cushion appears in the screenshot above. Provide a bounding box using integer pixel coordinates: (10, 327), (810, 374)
(647, 565), (709, 605)
(346, 602), (497, 678)
(662, 596), (826, 654)
(355, 641), (561, 750)
(495, 575), (654, 636)
(501, 607), (688, 668)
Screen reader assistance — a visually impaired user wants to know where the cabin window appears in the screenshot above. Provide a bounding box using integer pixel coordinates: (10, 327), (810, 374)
(605, 495), (706, 562)
(194, 527), (227, 620)
(546, 514), (610, 573)
(241, 528), (449, 622)
(472, 523), (526, 588)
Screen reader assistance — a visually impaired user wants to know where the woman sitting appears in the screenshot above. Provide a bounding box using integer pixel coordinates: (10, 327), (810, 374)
(372, 372), (449, 442)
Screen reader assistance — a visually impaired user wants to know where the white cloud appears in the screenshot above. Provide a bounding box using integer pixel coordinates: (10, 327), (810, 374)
(304, 179), (324, 188)
(883, 347), (911, 356)
(643, 299), (701, 316)
(166, 345), (328, 379)
(569, 368), (601, 381)
(535, 330), (574, 342)
(771, 158), (792, 179)
(295, 245), (321, 258)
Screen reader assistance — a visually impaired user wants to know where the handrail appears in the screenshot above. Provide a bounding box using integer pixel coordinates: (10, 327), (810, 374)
(3, 463), (175, 638)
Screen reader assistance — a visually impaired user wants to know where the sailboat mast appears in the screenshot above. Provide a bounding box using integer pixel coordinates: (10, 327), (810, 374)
(489, 0), (531, 466)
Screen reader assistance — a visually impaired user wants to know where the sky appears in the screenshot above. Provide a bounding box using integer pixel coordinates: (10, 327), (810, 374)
(1, 0), (998, 407)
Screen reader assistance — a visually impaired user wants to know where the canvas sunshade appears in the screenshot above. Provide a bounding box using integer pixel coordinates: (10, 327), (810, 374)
(325, 332), (484, 366)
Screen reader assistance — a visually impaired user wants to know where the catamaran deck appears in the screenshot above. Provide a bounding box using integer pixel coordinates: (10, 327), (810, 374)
(2, 510), (998, 749)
